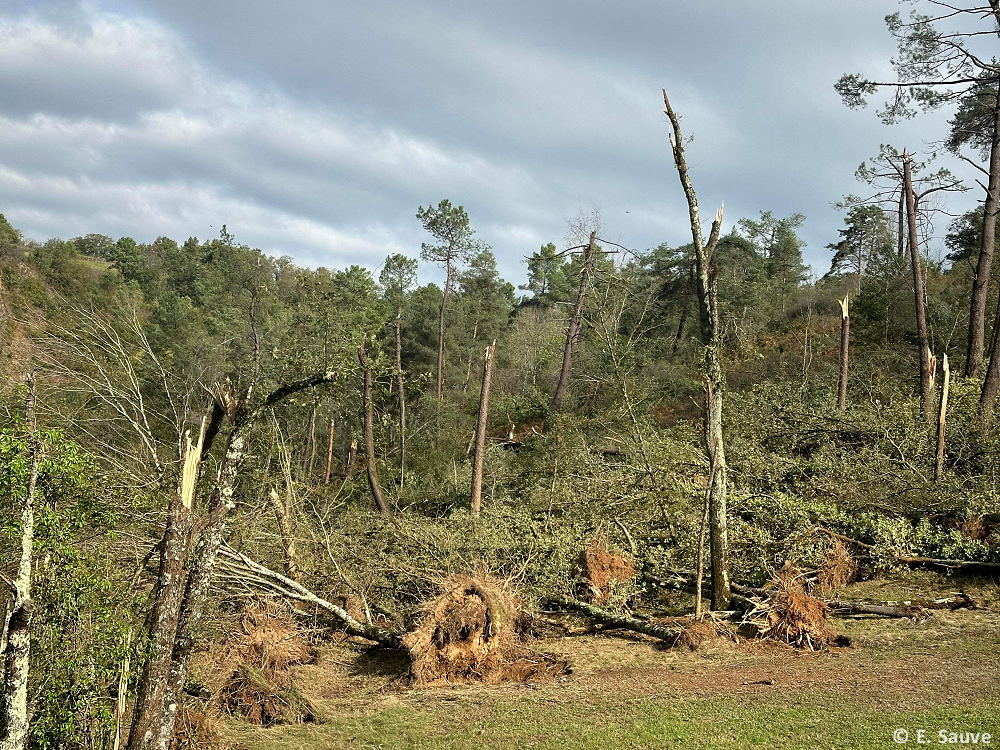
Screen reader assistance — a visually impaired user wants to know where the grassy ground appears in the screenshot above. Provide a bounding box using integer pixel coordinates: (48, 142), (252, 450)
(221, 573), (1000, 750)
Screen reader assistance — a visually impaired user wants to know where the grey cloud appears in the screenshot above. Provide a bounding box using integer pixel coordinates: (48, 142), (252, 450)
(0, 0), (983, 288)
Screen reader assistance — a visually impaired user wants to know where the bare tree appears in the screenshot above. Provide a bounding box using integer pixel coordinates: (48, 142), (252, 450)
(129, 370), (342, 750)
(470, 341), (496, 517)
(0, 374), (41, 750)
(662, 89), (731, 610)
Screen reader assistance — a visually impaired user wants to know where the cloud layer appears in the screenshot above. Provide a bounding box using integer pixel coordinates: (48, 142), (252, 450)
(0, 0), (976, 284)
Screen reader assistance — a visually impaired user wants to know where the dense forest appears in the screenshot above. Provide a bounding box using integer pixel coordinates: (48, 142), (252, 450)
(2, 3), (1000, 750)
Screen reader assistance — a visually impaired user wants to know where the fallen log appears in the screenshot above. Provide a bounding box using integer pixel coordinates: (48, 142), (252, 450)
(814, 527), (1000, 576)
(644, 573), (928, 619)
(548, 595), (682, 642)
(216, 546), (403, 648)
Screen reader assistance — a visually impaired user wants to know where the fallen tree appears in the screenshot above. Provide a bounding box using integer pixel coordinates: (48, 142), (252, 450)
(215, 546), (402, 648)
(814, 527), (1000, 576)
(642, 572), (929, 620)
(547, 595), (683, 642)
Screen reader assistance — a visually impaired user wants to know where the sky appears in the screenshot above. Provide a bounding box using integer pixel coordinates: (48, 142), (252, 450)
(0, 0), (982, 287)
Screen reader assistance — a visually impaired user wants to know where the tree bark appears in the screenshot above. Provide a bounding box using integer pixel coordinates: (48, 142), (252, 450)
(358, 342), (389, 515)
(129, 371), (340, 750)
(324, 418), (335, 484)
(0, 374), (40, 750)
(551, 231), (597, 413)
(903, 153), (934, 421)
(662, 89), (731, 611)
(897, 189), (905, 258)
(470, 341), (496, 517)
(935, 354), (951, 481)
(837, 295), (850, 412)
(394, 309), (407, 480)
(965, 95), (1000, 378)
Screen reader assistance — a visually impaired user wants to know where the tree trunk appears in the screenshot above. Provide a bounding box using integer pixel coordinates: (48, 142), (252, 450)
(897, 189), (905, 258)
(358, 342), (389, 514)
(965, 96), (1000, 378)
(130, 372), (341, 750)
(837, 295), (850, 412)
(436, 261), (451, 402)
(0, 375), (40, 750)
(470, 341), (496, 517)
(324, 418), (335, 484)
(394, 308), (407, 480)
(303, 402), (317, 478)
(671, 297), (690, 357)
(935, 354), (951, 481)
(903, 153), (934, 421)
(267, 489), (299, 581)
(549, 595), (682, 642)
(551, 231), (596, 413)
(662, 89), (731, 611)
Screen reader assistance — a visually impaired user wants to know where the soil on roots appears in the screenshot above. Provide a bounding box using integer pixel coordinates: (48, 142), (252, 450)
(403, 574), (567, 686)
(578, 540), (634, 604)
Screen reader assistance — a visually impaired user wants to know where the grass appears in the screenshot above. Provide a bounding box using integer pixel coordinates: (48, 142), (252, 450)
(226, 694), (999, 750)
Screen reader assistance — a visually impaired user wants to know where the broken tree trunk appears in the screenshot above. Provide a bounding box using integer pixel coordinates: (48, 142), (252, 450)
(903, 152), (934, 422)
(267, 488), (299, 582)
(127, 421), (205, 750)
(837, 295), (849, 412)
(935, 354), (951, 481)
(813, 526), (1000, 575)
(551, 231), (597, 413)
(643, 573), (926, 620)
(358, 341), (389, 515)
(662, 88), (731, 611)
(470, 341), (496, 517)
(216, 546), (402, 647)
(0, 374), (41, 750)
(129, 370), (341, 750)
(548, 595), (682, 642)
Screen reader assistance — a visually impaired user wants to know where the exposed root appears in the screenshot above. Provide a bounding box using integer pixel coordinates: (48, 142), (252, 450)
(215, 599), (319, 726)
(217, 665), (318, 726)
(403, 575), (566, 685)
(744, 566), (848, 651)
(815, 539), (857, 594)
(578, 540), (634, 604)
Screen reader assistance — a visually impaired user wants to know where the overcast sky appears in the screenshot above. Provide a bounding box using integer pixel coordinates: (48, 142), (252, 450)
(0, 0), (980, 286)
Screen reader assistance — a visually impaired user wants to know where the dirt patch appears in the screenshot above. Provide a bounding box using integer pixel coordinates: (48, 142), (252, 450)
(403, 574), (567, 685)
(672, 620), (722, 651)
(578, 540), (634, 604)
